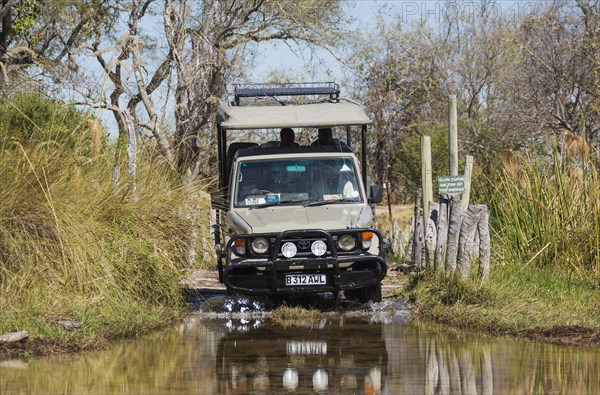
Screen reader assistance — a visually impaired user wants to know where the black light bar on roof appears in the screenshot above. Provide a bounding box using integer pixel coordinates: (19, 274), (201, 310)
(233, 82), (340, 105)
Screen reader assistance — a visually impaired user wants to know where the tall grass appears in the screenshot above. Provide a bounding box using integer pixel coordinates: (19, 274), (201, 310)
(0, 94), (208, 343)
(488, 148), (600, 277)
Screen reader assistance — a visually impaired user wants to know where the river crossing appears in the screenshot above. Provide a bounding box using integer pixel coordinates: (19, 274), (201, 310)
(2, 290), (600, 394)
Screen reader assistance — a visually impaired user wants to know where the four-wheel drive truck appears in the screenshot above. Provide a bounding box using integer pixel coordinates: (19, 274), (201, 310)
(211, 83), (386, 303)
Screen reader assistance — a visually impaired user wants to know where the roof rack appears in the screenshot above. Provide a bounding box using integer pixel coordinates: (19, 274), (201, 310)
(233, 82), (340, 105)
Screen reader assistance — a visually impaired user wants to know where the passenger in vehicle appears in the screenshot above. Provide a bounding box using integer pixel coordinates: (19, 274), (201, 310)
(280, 128), (299, 146)
(311, 127), (340, 146)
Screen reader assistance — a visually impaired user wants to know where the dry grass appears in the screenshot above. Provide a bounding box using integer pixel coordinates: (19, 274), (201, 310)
(0, 94), (209, 345)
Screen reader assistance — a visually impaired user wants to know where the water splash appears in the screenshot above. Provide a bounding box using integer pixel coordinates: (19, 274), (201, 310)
(344, 299), (412, 324)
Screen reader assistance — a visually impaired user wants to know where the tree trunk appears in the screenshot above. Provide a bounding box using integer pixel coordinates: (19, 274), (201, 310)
(0, 0), (13, 58)
(123, 110), (137, 197)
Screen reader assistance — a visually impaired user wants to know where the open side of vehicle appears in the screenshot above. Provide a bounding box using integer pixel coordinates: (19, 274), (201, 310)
(211, 82), (386, 302)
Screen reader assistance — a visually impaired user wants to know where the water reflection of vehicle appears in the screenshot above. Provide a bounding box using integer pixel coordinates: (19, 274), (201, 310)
(216, 318), (387, 394)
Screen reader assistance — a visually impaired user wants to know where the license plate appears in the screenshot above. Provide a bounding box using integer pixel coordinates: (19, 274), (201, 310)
(285, 274), (326, 286)
(287, 341), (328, 355)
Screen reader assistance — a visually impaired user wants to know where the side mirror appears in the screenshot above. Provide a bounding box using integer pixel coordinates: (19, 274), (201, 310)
(210, 190), (228, 211)
(369, 185), (383, 204)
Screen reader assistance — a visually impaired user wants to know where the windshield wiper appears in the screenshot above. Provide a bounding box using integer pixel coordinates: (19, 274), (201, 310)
(304, 199), (350, 207)
(248, 199), (308, 210)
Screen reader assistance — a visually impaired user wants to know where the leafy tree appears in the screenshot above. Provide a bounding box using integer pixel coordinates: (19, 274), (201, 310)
(391, 123), (449, 201)
(0, 0), (121, 81)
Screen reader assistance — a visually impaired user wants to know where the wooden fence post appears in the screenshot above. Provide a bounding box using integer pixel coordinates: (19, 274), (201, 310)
(391, 218), (402, 257)
(413, 188), (424, 269)
(448, 95), (459, 176)
(457, 205), (483, 277)
(478, 205), (491, 279)
(421, 136), (433, 230)
(445, 197), (464, 273)
(434, 196), (450, 272)
(461, 155), (474, 212)
(425, 203), (439, 269)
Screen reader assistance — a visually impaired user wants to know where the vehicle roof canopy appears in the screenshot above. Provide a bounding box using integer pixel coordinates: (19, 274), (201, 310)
(217, 99), (372, 130)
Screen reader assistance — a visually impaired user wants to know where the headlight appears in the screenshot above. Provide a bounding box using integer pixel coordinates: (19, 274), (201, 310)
(283, 367), (299, 390)
(361, 231), (373, 249)
(311, 240), (327, 256)
(313, 369), (328, 392)
(281, 242), (297, 258)
(252, 237), (269, 254)
(233, 238), (246, 255)
(337, 234), (356, 251)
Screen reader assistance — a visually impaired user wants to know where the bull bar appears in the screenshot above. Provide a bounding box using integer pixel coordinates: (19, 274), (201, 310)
(221, 228), (387, 296)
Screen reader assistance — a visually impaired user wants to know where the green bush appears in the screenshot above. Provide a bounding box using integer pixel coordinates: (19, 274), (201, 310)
(0, 93), (89, 145)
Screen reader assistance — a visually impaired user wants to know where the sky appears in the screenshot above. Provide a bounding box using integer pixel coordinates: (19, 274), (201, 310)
(245, 0), (391, 93)
(244, 0), (542, 91)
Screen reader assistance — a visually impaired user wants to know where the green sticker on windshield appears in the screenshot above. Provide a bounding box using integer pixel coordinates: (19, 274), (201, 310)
(286, 165), (306, 172)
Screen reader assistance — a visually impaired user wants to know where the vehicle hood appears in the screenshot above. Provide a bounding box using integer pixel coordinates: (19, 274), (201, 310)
(231, 204), (373, 233)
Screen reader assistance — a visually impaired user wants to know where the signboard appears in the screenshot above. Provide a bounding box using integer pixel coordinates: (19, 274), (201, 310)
(438, 176), (465, 195)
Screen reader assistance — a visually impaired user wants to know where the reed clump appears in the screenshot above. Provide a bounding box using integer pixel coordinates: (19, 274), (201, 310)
(0, 94), (207, 346)
(490, 148), (599, 276)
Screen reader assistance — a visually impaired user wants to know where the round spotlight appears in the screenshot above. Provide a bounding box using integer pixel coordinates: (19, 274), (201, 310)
(283, 367), (299, 390)
(313, 369), (328, 392)
(311, 240), (327, 256)
(252, 237), (269, 254)
(337, 234), (356, 251)
(281, 242), (297, 258)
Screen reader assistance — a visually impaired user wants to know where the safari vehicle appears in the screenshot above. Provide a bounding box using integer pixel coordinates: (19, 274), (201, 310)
(212, 82), (386, 303)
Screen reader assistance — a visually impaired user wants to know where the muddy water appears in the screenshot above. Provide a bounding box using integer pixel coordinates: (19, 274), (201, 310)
(1, 297), (599, 394)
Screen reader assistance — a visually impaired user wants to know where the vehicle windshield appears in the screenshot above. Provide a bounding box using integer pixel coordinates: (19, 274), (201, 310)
(234, 157), (363, 208)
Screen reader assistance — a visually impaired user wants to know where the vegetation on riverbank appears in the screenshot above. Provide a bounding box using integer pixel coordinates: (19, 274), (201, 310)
(271, 305), (323, 327)
(400, 149), (600, 344)
(403, 267), (600, 344)
(0, 94), (207, 357)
